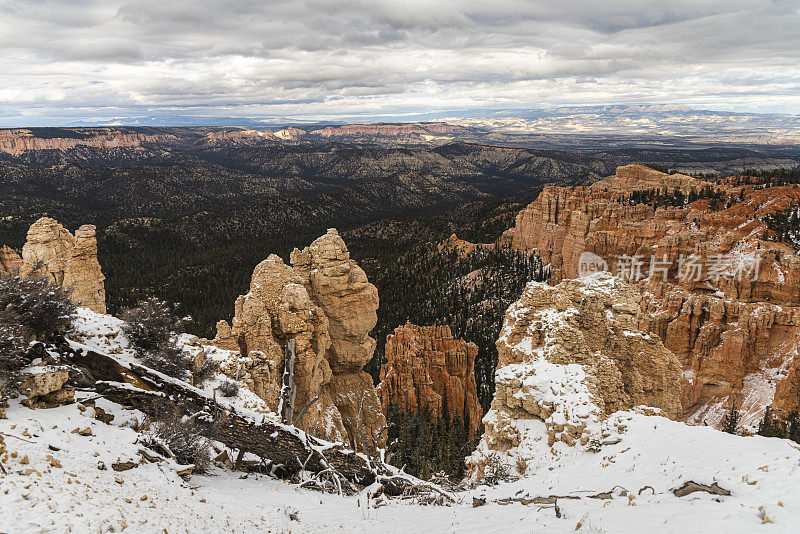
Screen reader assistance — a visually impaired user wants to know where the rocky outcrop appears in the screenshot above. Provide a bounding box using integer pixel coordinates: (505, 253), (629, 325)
(19, 367), (75, 409)
(201, 129), (276, 145)
(469, 273), (681, 474)
(211, 229), (386, 450)
(20, 218), (106, 314)
(0, 245), (22, 275)
(499, 165), (800, 428)
(274, 127), (306, 140)
(438, 233), (494, 257)
(0, 128), (176, 156)
(377, 322), (482, 435)
(592, 164), (716, 194)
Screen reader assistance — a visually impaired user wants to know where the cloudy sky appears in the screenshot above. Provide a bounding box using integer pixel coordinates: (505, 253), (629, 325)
(1, 0), (799, 125)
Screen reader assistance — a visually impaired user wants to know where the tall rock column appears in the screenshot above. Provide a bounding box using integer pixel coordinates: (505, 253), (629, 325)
(20, 217), (106, 314)
(211, 254), (348, 443)
(290, 229), (387, 451)
(211, 229), (386, 451)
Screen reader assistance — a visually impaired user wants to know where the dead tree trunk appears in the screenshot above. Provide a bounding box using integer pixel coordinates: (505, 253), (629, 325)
(61, 341), (435, 496)
(279, 339), (296, 425)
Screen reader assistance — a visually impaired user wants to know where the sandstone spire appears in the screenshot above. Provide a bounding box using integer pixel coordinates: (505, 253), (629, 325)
(212, 229), (386, 450)
(19, 217), (106, 314)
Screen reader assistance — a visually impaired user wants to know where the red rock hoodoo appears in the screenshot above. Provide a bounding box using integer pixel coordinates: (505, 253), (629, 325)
(377, 322), (483, 435)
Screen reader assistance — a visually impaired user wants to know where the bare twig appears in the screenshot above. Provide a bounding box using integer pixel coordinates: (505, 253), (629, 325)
(0, 432), (35, 443)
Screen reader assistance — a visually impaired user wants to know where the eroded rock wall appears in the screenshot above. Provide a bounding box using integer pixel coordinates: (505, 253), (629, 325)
(377, 322), (482, 435)
(499, 165), (800, 427)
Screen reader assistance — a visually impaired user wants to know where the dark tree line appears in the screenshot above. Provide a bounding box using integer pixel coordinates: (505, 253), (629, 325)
(628, 185), (726, 209)
(756, 407), (800, 443)
(763, 204), (800, 251)
(368, 243), (549, 413)
(740, 168), (800, 187)
(384, 403), (475, 481)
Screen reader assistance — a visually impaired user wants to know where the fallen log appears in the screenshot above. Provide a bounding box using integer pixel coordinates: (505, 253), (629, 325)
(61, 340), (437, 497)
(672, 481), (731, 498)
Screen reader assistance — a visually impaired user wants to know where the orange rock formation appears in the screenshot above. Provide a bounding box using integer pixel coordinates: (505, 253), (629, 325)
(377, 322), (482, 435)
(500, 165), (800, 428)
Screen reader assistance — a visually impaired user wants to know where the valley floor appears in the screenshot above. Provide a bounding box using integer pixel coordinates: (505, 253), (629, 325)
(2, 399), (800, 533)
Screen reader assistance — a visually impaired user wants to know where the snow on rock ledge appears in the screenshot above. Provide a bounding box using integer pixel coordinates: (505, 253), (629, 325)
(470, 272), (682, 476)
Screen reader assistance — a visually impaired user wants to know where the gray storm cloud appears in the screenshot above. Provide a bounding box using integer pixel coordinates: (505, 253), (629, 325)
(0, 0), (798, 124)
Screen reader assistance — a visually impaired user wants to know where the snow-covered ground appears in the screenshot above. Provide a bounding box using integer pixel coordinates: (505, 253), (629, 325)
(2, 399), (800, 533)
(3, 307), (800, 533)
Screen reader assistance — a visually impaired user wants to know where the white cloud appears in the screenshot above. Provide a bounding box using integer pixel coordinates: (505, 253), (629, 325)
(0, 0), (798, 124)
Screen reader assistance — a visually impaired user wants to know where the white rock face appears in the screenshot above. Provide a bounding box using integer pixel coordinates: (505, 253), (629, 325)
(470, 272), (682, 477)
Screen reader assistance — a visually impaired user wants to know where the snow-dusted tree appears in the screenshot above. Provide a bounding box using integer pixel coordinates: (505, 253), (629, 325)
(142, 408), (211, 473)
(0, 318), (28, 391)
(0, 274), (75, 392)
(121, 297), (190, 380)
(0, 274), (76, 342)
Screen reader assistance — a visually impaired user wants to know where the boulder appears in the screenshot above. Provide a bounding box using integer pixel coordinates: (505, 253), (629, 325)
(19, 367), (75, 408)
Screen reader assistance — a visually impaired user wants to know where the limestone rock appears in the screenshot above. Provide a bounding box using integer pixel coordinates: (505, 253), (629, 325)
(21, 217), (106, 313)
(593, 164), (716, 194)
(211, 230), (386, 449)
(290, 229), (379, 371)
(472, 272), (681, 469)
(377, 322), (482, 435)
(0, 128), (176, 156)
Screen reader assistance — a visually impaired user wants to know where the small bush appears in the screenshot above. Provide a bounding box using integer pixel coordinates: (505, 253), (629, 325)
(192, 357), (220, 386)
(121, 297), (187, 353)
(0, 274), (76, 342)
(217, 380), (239, 398)
(142, 409), (211, 474)
(0, 319), (29, 391)
(140, 345), (191, 381)
(0, 274), (76, 391)
(122, 298), (190, 380)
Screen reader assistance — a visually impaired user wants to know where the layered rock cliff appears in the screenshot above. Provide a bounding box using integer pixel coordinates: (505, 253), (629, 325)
(469, 273), (681, 474)
(309, 123), (469, 138)
(377, 322), (482, 435)
(500, 165), (800, 428)
(210, 229), (386, 450)
(0, 129), (176, 156)
(7, 218), (107, 314)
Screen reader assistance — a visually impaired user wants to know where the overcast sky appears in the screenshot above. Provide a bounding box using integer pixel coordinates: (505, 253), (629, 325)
(1, 0), (799, 125)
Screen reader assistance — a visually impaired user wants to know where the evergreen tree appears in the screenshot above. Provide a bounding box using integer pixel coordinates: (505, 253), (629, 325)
(721, 399), (740, 434)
